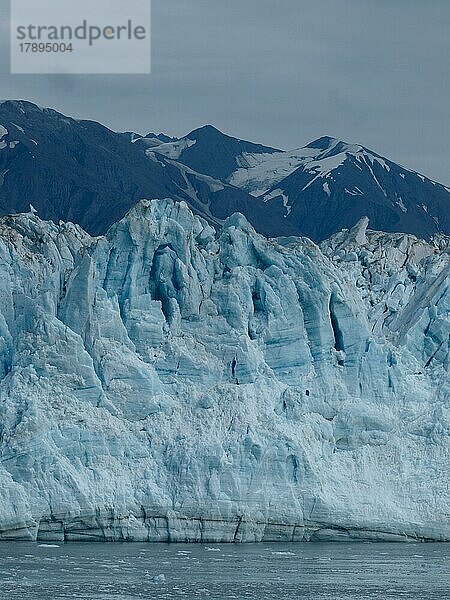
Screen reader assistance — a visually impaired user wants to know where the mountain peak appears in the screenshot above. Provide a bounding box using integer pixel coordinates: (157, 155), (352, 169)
(151, 124), (280, 181)
(305, 135), (364, 156)
(305, 135), (341, 150)
(0, 99), (47, 113)
(186, 124), (280, 151)
(187, 124), (228, 139)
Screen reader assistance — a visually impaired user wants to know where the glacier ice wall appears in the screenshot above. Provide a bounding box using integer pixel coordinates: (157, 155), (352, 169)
(0, 201), (448, 542)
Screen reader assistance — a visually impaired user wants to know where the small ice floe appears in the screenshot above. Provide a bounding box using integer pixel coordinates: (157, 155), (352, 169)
(147, 573), (166, 584)
(38, 544), (60, 548)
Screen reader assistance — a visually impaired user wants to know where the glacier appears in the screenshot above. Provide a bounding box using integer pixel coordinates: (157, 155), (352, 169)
(0, 199), (448, 542)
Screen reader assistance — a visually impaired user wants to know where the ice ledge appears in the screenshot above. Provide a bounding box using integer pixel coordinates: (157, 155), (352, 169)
(0, 510), (447, 543)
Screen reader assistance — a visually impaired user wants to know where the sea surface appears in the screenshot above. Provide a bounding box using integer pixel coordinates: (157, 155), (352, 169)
(0, 541), (448, 599)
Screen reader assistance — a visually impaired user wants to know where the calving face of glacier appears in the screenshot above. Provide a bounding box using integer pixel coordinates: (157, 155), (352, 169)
(0, 199), (448, 542)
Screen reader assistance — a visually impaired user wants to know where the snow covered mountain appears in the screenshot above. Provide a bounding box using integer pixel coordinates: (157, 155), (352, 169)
(227, 135), (450, 242)
(0, 199), (448, 542)
(1, 101), (449, 243)
(151, 128), (450, 242)
(0, 101), (291, 238)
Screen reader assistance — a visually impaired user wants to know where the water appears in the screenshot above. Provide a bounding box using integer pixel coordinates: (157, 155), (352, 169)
(0, 542), (448, 599)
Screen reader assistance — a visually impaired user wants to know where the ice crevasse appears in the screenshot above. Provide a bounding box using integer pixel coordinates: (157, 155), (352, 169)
(0, 198), (448, 542)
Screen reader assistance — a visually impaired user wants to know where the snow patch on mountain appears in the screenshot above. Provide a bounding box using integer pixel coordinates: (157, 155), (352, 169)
(396, 197), (408, 212)
(11, 123), (25, 134)
(155, 138), (197, 160)
(228, 148), (317, 196)
(262, 188), (291, 216)
(227, 139), (366, 197)
(0, 125), (8, 149)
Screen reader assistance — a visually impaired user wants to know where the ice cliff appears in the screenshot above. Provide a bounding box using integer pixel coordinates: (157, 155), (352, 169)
(0, 200), (448, 542)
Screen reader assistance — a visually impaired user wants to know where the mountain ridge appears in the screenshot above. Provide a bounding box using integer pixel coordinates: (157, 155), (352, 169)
(0, 100), (293, 238)
(1, 100), (449, 242)
(150, 125), (450, 241)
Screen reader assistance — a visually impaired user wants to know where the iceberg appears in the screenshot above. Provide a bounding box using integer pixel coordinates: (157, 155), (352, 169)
(0, 200), (448, 542)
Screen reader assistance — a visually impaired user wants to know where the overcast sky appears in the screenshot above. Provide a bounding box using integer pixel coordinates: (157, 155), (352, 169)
(1, 0), (449, 183)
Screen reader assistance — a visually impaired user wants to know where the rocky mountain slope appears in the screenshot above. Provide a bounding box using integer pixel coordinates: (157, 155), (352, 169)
(0, 101), (291, 238)
(256, 136), (450, 242)
(152, 124), (280, 181)
(2, 101), (449, 242)
(0, 199), (448, 542)
(164, 131), (450, 242)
